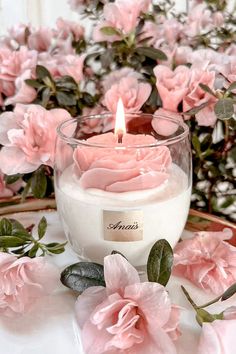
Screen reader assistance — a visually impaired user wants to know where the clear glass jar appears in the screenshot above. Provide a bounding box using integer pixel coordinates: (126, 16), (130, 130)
(55, 113), (192, 266)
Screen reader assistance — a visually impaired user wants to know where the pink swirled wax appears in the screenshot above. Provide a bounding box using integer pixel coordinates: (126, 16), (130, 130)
(72, 132), (172, 192)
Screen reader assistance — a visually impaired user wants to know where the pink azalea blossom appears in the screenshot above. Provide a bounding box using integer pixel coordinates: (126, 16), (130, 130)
(5, 69), (37, 106)
(75, 254), (180, 354)
(173, 229), (236, 294)
(93, 0), (151, 42)
(56, 17), (84, 42)
(28, 27), (53, 52)
(183, 68), (217, 126)
(198, 320), (236, 354)
(103, 76), (151, 113)
(102, 68), (142, 92)
(57, 54), (84, 83)
(223, 307), (236, 320)
(4, 24), (31, 48)
(152, 108), (183, 137)
(154, 65), (191, 112)
(0, 252), (59, 317)
(0, 104), (72, 175)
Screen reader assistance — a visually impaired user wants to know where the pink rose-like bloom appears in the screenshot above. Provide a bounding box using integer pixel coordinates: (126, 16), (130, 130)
(152, 108), (183, 137)
(28, 27), (53, 52)
(73, 133), (172, 192)
(56, 17), (84, 42)
(0, 104), (72, 175)
(173, 229), (236, 294)
(93, 0), (151, 42)
(5, 69), (37, 106)
(198, 320), (236, 354)
(102, 68), (142, 92)
(57, 54), (84, 83)
(183, 69), (217, 126)
(103, 77), (151, 114)
(154, 65), (191, 112)
(0, 252), (59, 317)
(76, 254), (180, 354)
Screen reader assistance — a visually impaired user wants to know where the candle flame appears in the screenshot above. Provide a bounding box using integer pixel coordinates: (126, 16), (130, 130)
(115, 98), (126, 137)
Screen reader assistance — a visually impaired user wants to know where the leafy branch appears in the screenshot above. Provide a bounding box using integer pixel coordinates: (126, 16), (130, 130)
(0, 217), (67, 258)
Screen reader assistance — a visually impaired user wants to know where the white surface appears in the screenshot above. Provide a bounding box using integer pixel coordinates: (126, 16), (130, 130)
(1, 210), (236, 354)
(56, 164), (191, 266)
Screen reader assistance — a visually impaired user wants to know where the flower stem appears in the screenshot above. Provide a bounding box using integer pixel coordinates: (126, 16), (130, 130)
(181, 286), (199, 310)
(197, 294), (222, 309)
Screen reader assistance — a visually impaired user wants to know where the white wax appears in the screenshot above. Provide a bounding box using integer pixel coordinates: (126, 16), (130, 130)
(55, 164), (191, 266)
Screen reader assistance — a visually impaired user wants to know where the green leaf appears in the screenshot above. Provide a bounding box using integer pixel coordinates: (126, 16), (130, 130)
(227, 81), (236, 92)
(135, 47), (167, 61)
(4, 174), (22, 185)
(185, 102), (209, 115)
(46, 241), (67, 254)
(28, 244), (39, 258)
(41, 87), (51, 107)
(25, 79), (43, 89)
(36, 65), (52, 80)
(31, 170), (47, 199)
(0, 218), (12, 236)
(10, 219), (32, 240)
(61, 262), (105, 293)
(221, 283), (236, 301)
(55, 76), (78, 90)
(56, 91), (77, 106)
(214, 98), (234, 120)
(0, 236), (28, 248)
(199, 83), (216, 97)
(147, 239), (173, 286)
(38, 216), (47, 240)
(192, 134), (201, 156)
(100, 26), (121, 36)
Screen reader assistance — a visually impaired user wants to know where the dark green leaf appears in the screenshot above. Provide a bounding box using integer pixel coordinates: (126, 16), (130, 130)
(28, 244), (39, 258)
(185, 102), (209, 115)
(4, 174), (22, 184)
(31, 170), (47, 199)
(192, 134), (201, 156)
(214, 98), (234, 120)
(25, 79), (43, 89)
(41, 87), (51, 107)
(55, 76), (78, 90)
(221, 283), (236, 301)
(100, 26), (121, 36)
(147, 239), (173, 286)
(56, 91), (77, 106)
(46, 241), (67, 254)
(135, 47), (167, 61)
(36, 65), (52, 80)
(10, 219), (32, 240)
(0, 236), (28, 247)
(38, 216), (47, 240)
(227, 81), (236, 92)
(0, 218), (12, 236)
(61, 262), (105, 292)
(199, 83), (216, 97)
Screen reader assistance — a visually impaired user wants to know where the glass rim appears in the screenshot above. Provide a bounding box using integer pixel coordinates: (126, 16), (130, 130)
(57, 112), (189, 148)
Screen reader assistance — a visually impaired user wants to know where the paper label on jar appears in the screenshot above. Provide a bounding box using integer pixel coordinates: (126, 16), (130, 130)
(103, 210), (143, 242)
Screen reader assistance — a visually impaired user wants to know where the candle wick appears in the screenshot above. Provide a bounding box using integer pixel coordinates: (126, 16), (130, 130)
(117, 131), (123, 144)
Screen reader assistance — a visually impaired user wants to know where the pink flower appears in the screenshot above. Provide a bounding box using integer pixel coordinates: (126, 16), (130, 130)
(0, 252), (59, 317)
(198, 320), (236, 354)
(173, 229), (236, 294)
(93, 0), (151, 41)
(0, 104), (72, 175)
(73, 133), (172, 192)
(0, 172), (13, 198)
(154, 65), (191, 112)
(28, 27), (53, 52)
(5, 69), (37, 106)
(5, 24), (31, 48)
(223, 307), (236, 320)
(57, 54), (84, 83)
(183, 69), (217, 126)
(56, 17), (84, 42)
(68, 0), (86, 11)
(75, 254), (180, 354)
(152, 108), (183, 137)
(103, 77), (151, 113)
(102, 68), (142, 92)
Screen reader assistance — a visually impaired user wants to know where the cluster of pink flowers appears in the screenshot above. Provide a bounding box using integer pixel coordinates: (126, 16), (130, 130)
(0, 18), (85, 107)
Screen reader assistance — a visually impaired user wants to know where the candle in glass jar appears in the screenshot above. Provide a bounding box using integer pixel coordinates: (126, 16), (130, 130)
(55, 100), (191, 266)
